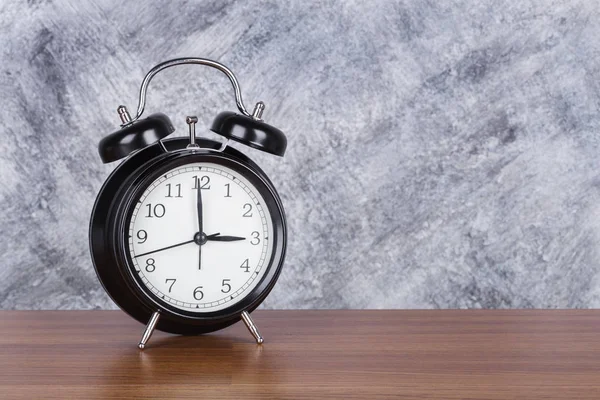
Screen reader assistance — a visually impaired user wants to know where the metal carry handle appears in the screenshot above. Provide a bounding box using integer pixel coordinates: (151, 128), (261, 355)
(120, 57), (252, 126)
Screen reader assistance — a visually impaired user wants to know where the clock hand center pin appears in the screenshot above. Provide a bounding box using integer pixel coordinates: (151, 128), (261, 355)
(193, 232), (220, 245)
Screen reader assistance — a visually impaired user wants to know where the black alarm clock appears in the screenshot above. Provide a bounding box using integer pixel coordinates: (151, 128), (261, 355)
(89, 58), (287, 349)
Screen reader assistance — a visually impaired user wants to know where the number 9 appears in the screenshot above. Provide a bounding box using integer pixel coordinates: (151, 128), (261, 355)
(137, 230), (147, 244)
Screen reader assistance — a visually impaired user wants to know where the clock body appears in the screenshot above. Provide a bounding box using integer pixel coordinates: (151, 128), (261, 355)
(90, 137), (287, 335)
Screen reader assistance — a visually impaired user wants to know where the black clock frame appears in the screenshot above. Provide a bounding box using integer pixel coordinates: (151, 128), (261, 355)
(90, 137), (287, 335)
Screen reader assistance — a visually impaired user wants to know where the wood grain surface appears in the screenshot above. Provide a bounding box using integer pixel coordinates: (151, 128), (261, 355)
(1, 310), (600, 399)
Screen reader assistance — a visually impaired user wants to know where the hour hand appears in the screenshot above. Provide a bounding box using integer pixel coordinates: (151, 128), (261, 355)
(206, 234), (246, 242)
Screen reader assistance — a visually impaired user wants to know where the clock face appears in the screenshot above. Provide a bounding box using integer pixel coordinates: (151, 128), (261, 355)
(125, 162), (275, 313)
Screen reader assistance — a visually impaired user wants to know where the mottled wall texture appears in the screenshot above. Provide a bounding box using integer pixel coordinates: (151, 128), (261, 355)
(1, 0), (599, 310)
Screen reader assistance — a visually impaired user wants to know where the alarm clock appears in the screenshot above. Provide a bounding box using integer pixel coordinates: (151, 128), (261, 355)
(89, 58), (287, 349)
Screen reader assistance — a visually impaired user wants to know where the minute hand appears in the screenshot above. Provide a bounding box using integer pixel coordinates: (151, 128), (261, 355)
(206, 235), (246, 242)
(197, 179), (203, 270)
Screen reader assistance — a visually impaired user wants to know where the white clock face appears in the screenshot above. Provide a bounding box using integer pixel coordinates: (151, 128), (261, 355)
(127, 162), (274, 313)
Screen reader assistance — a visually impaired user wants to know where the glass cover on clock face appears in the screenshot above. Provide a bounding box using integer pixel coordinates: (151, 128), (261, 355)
(127, 162), (274, 313)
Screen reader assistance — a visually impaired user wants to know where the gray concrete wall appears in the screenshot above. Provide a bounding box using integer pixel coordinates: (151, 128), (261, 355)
(1, 0), (599, 310)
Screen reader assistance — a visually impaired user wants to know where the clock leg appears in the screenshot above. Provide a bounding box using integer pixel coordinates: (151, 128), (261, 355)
(138, 311), (161, 350)
(241, 311), (264, 344)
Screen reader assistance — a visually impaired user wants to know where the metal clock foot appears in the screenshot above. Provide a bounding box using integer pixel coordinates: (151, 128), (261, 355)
(241, 311), (264, 344)
(138, 311), (161, 350)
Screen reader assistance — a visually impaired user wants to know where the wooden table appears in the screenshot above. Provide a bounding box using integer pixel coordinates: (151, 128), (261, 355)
(1, 310), (600, 399)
